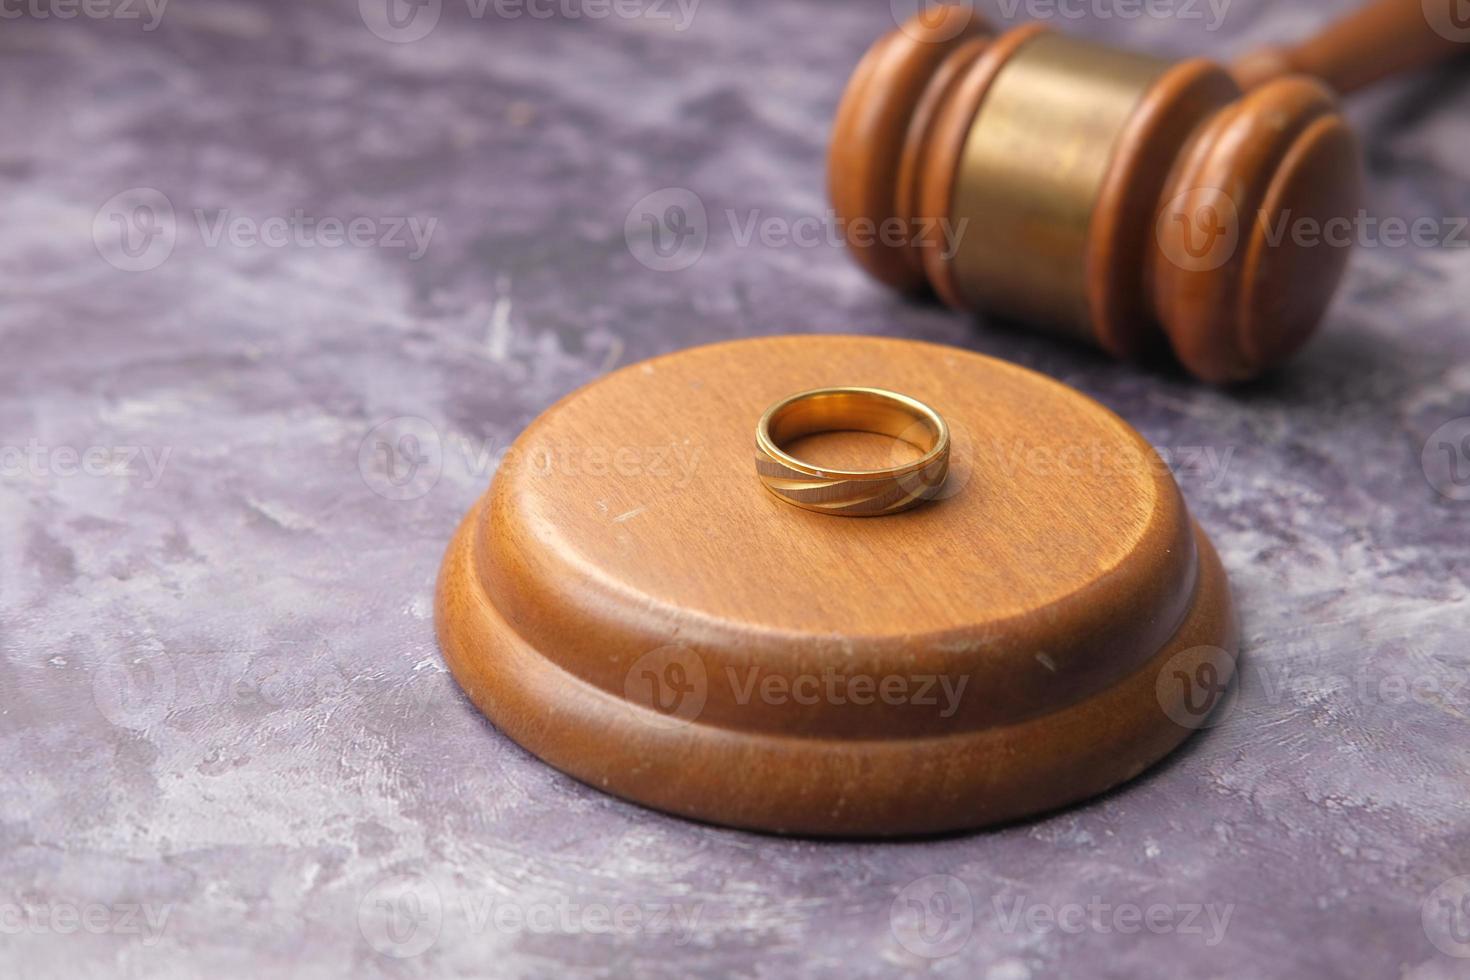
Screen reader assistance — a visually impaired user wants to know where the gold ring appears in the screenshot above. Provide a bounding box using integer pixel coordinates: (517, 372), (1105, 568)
(755, 387), (950, 517)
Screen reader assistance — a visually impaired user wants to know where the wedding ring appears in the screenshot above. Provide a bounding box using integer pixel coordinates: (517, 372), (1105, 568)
(755, 387), (950, 517)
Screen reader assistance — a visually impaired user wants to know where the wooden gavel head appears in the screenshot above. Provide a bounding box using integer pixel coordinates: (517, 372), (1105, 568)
(829, 4), (1449, 382)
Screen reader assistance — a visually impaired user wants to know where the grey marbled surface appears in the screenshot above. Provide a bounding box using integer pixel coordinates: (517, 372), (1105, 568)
(1, 0), (1469, 976)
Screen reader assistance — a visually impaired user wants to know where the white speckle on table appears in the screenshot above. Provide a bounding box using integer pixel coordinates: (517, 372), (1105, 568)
(486, 290), (513, 363)
(986, 959), (1032, 980)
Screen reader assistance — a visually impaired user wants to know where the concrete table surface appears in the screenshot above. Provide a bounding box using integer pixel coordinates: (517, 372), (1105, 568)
(2, 0), (1468, 976)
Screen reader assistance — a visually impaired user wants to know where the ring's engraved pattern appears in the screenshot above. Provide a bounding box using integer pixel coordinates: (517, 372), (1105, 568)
(755, 452), (949, 516)
(754, 387), (951, 517)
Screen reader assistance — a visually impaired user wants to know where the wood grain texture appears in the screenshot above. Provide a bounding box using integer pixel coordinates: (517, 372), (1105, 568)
(825, 6), (987, 292)
(1086, 57), (1240, 360)
(436, 336), (1238, 836)
(1231, 0), (1467, 94)
(1149, 77), (1363, 383)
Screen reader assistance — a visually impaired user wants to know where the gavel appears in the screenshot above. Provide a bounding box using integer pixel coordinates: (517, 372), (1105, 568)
(829, 0), (1466, 382)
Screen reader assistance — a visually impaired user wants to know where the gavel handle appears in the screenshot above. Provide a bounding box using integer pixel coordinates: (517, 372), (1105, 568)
(1231, 0), (1467, 95)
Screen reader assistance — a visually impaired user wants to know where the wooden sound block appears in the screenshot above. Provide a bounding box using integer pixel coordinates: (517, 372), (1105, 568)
(436, 336), (1238, 836)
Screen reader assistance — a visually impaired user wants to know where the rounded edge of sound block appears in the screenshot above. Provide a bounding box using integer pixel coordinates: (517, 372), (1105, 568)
(827, 7), (988, 292)
(437, 502), (1236, 837)
(1151, 76), (1360, 383)
(434, 337), (1239, 836)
